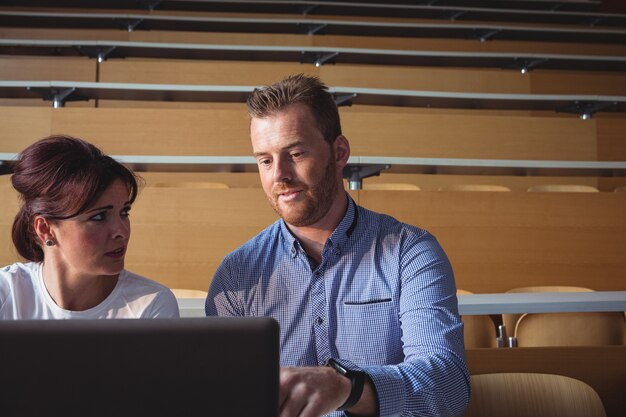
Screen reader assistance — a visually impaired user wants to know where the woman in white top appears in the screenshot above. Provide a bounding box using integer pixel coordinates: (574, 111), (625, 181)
(0, 135), (179, 319)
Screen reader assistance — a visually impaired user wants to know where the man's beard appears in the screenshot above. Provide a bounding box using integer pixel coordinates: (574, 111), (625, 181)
(269, 156), (339, 227)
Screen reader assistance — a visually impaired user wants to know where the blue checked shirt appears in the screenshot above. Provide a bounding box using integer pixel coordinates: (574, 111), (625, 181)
(206, 196), (470, 417)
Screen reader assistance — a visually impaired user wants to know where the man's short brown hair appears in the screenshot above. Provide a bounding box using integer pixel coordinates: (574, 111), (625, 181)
(246, 74), (342, 144)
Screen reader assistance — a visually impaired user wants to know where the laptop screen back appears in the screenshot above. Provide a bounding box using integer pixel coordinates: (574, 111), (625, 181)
(0, 317), (279, 417)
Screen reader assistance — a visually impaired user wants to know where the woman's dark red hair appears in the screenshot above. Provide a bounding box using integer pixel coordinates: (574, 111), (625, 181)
(11, 135), (139, 262)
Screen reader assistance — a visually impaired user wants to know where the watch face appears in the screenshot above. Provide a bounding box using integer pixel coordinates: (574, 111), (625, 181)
(328, 359), (349, 375)
(336, 363), (349, 375)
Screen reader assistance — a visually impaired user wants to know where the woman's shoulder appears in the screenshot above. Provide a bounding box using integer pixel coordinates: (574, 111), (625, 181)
(0, 262), (39, 285)
(115, 270), (179, 318)
(0, 262), (41, 314)
(118, 269), (173, 295)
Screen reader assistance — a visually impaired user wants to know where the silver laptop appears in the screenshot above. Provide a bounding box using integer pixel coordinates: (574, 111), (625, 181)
(0, 317), (279, 417)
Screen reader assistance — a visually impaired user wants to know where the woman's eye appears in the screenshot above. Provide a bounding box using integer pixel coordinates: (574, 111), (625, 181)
(89, 212), (106, 222)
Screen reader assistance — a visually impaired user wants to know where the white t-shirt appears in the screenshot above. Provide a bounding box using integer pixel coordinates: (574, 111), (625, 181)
(0, 262), (179, 319)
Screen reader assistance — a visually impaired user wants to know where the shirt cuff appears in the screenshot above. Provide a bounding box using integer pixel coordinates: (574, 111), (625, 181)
(362, 365), (405, 417)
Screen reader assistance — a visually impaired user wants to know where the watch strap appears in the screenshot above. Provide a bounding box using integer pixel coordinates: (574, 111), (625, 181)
(326, 359), (366, 411)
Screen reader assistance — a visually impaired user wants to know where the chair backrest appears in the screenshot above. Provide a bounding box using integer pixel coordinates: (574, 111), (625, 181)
(440, 184), (511, 192)
(502, 286), (594, 333)
(362, 183), (420, 190)
(457, 290), (497, 348)
(170, 288), (208, 298)
(527, 184), (599, 192)
(153, 182), (229, 189)
(463, 372), (607, 417)
(462, 315), (498, 348)
(507, 286), (593, 293)
(514, 312), (625, 347)
(614, 186), (626, 192)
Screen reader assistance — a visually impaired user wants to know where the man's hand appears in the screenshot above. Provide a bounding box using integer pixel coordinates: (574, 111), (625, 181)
(279, 366), (351, 417)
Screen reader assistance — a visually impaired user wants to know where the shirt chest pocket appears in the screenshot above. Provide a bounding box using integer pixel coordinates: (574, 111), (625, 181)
(337, 299), (403, 365)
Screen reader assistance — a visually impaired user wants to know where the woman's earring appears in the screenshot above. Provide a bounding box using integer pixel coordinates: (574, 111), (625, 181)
(45, 239), (55, 247)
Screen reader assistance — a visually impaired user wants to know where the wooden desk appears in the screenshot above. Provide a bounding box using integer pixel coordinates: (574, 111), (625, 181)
(2, 10), (626, 44)
(457, 291), (626, 315)
(1, 81), (626, 114)
(2, 39), (625, 71)
(178, 291), (626, 318)
(178, 298), (206, 318)
(3, 152), (625, 177)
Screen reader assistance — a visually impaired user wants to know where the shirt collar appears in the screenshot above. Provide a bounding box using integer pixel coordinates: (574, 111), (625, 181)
(279, 193), (359, 257)
(279, 218), (300, 257)
(327, 194), (358, 251)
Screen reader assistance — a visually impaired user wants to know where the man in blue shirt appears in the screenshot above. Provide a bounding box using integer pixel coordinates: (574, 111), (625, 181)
(206, 74), (470, 417)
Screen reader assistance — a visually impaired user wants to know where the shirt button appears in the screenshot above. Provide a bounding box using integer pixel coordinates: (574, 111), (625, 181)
(290, 247), (297, 256)
(316, 317), (324, 325)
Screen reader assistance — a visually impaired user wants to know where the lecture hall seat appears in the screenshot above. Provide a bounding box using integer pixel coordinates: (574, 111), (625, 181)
(514, 312), (626, 347)
(527, 184), (600, 192)
(152, 182), (229, 189)
(439, 185), (512, 192)
(362, 183), (421, 191)
(463, 373), (607, 417)
(501, 286), (594, 334)
(170, 288), (208, 299)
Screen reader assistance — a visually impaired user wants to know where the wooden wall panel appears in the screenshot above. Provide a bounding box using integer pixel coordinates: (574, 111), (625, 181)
(0, 107), (52, 152)
(131, 30), (315, 47)
(0, 56), (96, 81)
(599, 177), (626, 192)
(2, 186), (624, 292)
(320, 65), (530, 93)
(140, 172), (261, 188)
(0, 185), (276, 289)
(49, 107), (251, 156)
(341, 108), (599, 160)
(0, 28), (130, 41)
(466, 346), (626, 417)
(530, 70), (626, 96)
(311, 35), (626, 56)
(97, 58), (622, 96)
(124, 187), (277, 290)
(96, 101), (247, 109)
(1, 106), (615, 162)
(597, 118), (626, 162)
(0, 184), (21, 268)
(122, 171), (626, 193)
(0, 99), (94, 108)
(358, 190), (626, 293)
(2, 27), (625, 56)
(364, 173), (608, 192)
(99, 59), (318, 86)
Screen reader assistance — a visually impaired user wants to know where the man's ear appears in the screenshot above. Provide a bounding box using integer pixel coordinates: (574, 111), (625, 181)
(333, 135), (351, 169)
(33, 216), (53, 246)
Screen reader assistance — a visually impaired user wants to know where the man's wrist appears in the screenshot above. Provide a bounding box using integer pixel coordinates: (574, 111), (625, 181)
(326, 358), (366, 411)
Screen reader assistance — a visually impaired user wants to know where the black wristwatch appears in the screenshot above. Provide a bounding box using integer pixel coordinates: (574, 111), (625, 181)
(326, 358), (366, 411)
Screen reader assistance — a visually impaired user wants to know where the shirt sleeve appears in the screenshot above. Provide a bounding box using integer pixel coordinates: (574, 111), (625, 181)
(362, 233), (471, 417)
(144, 289), (180, 318)
(205, 255), (244, 317)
